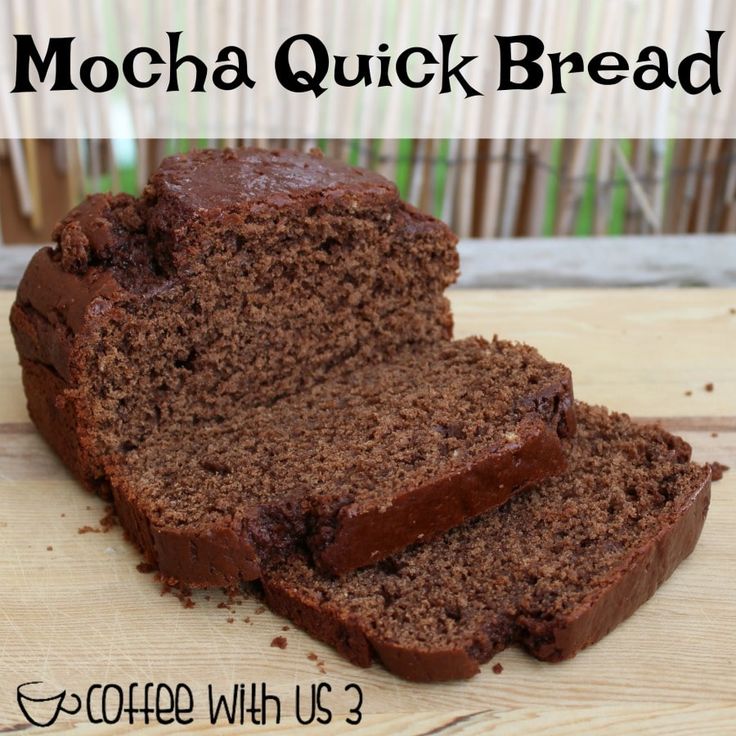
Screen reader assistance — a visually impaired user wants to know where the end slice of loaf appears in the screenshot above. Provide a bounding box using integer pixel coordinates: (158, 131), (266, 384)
(260, 402), (711, 681)
(110, 336), (574, 584)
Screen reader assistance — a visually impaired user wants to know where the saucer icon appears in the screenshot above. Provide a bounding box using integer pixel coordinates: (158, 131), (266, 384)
(16, 681), (81, 728)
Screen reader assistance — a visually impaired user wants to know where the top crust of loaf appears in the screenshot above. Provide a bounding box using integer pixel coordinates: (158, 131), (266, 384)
(48, 148), (453, 281)
(141, 148), (441, 272)
(146, 147), (398, 215)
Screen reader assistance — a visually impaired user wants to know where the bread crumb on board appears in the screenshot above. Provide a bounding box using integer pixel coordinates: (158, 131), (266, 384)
(306, 652), (326, 673)
(271, 636), (288, 649)
(709, 462), (729, 482)
(155, 576), (195, 608)
(77, 506), (118, 535)
(99, 505), (118, 530)
(492, 663), (503, 675)
(78, 525), (101, 534)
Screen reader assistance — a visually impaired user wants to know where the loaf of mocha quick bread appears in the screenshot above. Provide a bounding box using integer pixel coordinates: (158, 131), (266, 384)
(11, 147), (575, 584)
(260, 403), (712, 682)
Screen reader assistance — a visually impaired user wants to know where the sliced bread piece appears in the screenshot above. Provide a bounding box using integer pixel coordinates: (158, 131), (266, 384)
(110, 336), (574, 584)
(260, 403), (711, 681)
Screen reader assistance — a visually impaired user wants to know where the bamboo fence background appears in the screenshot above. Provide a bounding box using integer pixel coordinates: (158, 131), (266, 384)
(1, 138), (736, 245)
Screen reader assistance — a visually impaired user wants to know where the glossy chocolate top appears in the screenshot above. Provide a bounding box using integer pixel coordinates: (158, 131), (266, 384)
(147, 148), (398, 214)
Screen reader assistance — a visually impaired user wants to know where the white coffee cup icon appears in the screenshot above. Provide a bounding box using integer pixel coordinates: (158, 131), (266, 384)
(16, 681), (82, 728)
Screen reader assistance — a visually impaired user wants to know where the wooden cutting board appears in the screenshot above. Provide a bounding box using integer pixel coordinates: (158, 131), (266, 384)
(1, 289), (734, 735)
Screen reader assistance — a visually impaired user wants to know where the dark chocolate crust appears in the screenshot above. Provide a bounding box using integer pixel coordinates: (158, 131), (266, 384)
(144, 148), (404, 272)
(148, 147), (397, 215)
(10, 247), (130, 493)
(111, 480), (262, 586)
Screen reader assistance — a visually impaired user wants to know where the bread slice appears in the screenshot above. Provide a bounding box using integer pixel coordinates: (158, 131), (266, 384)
(109, 336), (573, 584)
(260, 403), (711, 681)
(11, 148), (458, 496)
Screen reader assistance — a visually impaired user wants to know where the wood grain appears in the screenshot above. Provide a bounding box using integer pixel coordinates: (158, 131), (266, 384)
(1, 289), (734, 734)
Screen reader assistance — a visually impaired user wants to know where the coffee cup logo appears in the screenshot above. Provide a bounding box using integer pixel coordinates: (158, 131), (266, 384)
(16, 681), (81, 728)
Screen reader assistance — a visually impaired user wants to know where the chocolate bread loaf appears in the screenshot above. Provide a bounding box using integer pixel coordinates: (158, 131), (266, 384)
(10, 147), (574, 583)
(11, 148), (459, 496)
(108, 336), (573, 584)
(261, 403), (711, 681)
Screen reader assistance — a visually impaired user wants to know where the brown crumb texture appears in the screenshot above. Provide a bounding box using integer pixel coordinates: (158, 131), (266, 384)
(261, 403), (711, 682)
(492, 663), (503, 674)
(704, 383), (714, 392)
(271, 636), (288, 649)
(136, 562), (156, 574)
(111, 336), (573, 582)
(46, 545), (53, 551)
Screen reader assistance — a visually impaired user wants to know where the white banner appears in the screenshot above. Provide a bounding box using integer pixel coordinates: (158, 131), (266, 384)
(0, 0), (734, 139)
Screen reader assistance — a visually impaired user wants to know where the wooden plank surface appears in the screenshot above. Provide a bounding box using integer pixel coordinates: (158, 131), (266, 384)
(1, 289), (734, 735)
